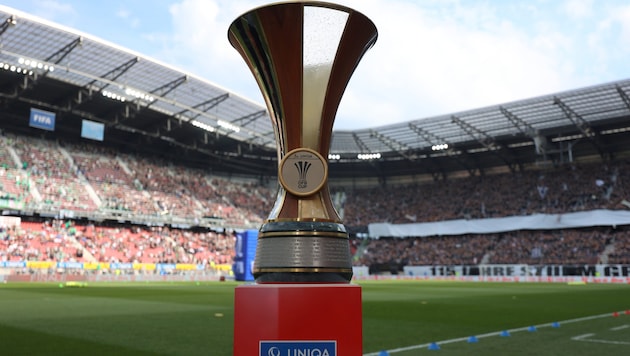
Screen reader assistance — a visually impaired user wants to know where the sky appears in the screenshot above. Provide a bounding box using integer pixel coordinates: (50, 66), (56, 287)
(2, 0), (630, 131)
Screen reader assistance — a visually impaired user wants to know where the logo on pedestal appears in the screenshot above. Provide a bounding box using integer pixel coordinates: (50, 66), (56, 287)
(260, 341), (336, 356)
(279, 148), (327, 197)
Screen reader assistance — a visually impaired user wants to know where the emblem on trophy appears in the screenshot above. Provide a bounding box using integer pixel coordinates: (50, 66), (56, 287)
(295, 161), (311, 189)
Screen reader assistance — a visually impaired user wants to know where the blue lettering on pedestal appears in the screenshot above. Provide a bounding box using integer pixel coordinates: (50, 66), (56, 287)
(260, 341), (336, 356)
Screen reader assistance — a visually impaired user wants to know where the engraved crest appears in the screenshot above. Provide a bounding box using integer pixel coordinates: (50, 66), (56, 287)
(294, 161), (312, 189)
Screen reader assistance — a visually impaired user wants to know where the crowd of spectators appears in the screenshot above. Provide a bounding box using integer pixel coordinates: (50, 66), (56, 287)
(3, 132), (629, 228)
(1, 220), (81, 262)
(0, 219), (235, 267)
(607, 229), (630, 264)
(1, 132), (630, 270)
(3, 218), (629, 271)
(354, 227), (629, 270)
(487, 229), (609, 265)
(338, 161), (629, 226)
(352, 234), (494, 268)
(3, 134), (272, 227)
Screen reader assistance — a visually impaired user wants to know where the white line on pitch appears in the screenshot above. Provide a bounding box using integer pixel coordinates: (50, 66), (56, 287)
(571, 333), (630, 345)
(611, 325), (629, 331)
(572, 333), (595, 340)
(363, 311), (624, 356)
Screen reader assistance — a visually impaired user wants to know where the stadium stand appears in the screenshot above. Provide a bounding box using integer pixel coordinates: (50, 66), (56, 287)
(1, 216), (235, 266)
(1, 131), (630, 277)
(339, 160), (630, 225)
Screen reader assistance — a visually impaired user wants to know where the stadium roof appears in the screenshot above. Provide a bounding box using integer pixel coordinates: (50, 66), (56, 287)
(0, 6), (276, 147)
(1, 6), (630, 179)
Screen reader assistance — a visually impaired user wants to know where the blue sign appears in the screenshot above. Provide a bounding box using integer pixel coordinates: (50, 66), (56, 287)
(81, 119), (105, 141)
(0, 261), (26, 268)
(157, 263), (177, 270)
(260, 341), (336, 356)
(233, 229), (258, 281)
(57, 262), (83, 269)
(110, 262), (133, 270)
(29, 108), (56, 131)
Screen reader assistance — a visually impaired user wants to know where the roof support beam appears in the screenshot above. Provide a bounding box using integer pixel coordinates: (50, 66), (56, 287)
(352, 133), (370, 153)
(140, 75), (188, 111)
(9, 36), (84, 99)
(244, 130), (275, 148)
(91, 57), (139, 91)
(61, 56), (139, 112)
(501, 106), (552, 156)
(616, 85), (630, 112)
(451, 115), (497, 150)
(500, 106), (536, 136)
(409, 123), (476, 176)
(149, 75), (187, 98)
(349, 132), (383, 176)
(45, 36), (83, 64)
(0, 15), (16, 37)
(231, 110), (266, 127)
(408, 123), (450, 150)
(369, 129), (414, 161)
(451, 115), (520, 172)
(176, 93), (230, 122)
(197, 93), (230, 112)
(553, 97), (596, 137)
(218, 110), (267, 140)
(553, 96), (606, 157)
(406, 123), (447, 178)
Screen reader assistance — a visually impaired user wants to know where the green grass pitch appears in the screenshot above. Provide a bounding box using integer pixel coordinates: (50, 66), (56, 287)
(0, 280), (629, 355)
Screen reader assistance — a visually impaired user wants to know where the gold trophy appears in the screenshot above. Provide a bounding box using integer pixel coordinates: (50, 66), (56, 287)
(228, 1), (377, 283)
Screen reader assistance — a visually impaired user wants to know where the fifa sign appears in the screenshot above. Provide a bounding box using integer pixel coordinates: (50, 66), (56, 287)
(29, 108), (56, 131)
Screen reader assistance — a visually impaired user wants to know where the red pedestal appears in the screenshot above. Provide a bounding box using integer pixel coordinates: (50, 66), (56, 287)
(234, 284), (362, 355)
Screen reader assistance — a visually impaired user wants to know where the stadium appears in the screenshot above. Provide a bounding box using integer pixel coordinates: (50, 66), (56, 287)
(1, 4), (630, 356)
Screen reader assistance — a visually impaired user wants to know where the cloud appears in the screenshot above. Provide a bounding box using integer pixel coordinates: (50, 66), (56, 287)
(611, 5), (630, 46)
(163, 0), (630, 130)
(30, 0), (77, 22)
(116, 7), (140, 29)
(165, 0), (267, 98)
(334, 0), (570, 128)
(562, 0), (594, 20)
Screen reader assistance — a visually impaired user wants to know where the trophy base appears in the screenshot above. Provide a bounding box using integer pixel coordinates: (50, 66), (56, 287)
(254, 271), (352, 284)
(254, 221), (353, 284)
